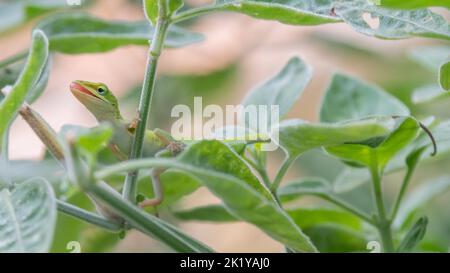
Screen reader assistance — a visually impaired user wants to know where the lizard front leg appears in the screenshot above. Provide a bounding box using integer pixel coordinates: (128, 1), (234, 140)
(138, 140), (185, 209)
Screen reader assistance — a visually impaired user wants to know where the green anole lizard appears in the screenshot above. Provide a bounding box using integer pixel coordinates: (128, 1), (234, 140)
(70, 80), (182, 208)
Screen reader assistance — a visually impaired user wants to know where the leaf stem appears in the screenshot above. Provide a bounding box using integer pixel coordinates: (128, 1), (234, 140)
(317, 194), (374, 224)
(122, 1), (170, 203)
(56, 199), (122, 232)
(171, 5), (221, 24)
(389, 149), (424, 222)
(369, 151), (394, 252)
(271, 156), (295, 192)
(91, 181), (212, 253)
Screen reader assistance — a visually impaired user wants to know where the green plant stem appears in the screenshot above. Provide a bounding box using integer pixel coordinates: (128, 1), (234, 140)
(271, 156), (295, 192)
(369, 152), (394, 253)
(96, 158), (171, 180)
(91, 181), (212, 253)
(0, 50), (28, 69)
(122, 2), (170, 203)
(370, 164), (387, 220)
(389, 160), (419, 222)
(56, 200), (122, 232)
(318, 194), (374, 224)
(171, 5), (220, 24)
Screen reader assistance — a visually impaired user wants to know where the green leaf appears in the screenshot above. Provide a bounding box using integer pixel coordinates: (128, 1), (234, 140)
(242, 57), (312, 128)
(439, 60), (450, 91)
(37, 13), (203, 54)
(144, 0), (158, 25)
(98, 140), (318, 252)
(335, 1), (450, 40)
(175, 141), (316, 252)
(0, 30), (49, 148)
(59, 124), (113, 165)
(277, 178), (332, 202)
(394, 177), (450, 229)
(144, 0), (184, 25)
(412, 84), (450, 104)
(335, 119), (450, 192)
(0, 178), (56, 252)
(379, 0), (450, 9)
(0, 0), (71, 33)
(168, 0), (184, 15)
(397, 217), (428, 253)
(214, 0), (341, 26)
(320, 73), (409, 123)
(287, 208), (363, 231)
(75, 125), (113, 157)
(276, 116), (395, 158)
(177, 140), (275, 201)
(303, 224), (368, 253)
(174, 204), (237, 222)
(325, 117), (421, 170)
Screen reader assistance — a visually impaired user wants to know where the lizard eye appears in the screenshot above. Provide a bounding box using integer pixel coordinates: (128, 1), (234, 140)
(97, 87), (107, 95)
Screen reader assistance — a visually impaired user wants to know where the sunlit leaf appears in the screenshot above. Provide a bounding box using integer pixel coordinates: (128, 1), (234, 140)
(325, 117), (421, 171)
(0, 178), (56, 252)
(334, 120), (450, 192)
(144, 0), (158, 25)
(276, 117), (394, 158)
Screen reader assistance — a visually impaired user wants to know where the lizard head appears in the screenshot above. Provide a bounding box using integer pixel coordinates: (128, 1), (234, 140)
(70, 80), (122, 121)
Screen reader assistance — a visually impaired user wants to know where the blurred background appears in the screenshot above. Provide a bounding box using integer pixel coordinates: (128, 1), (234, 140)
(0, 0), (449, 252)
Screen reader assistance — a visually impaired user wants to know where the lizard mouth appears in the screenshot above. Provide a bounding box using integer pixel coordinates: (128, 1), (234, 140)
(70, 81), (99, 99)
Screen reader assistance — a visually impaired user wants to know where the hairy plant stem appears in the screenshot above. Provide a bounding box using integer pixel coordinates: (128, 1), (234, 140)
(369, 151), (394, 253)
(122, 3), (170, 203)
(270, 156), (295, 193)
(56, 200), (122, 232)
